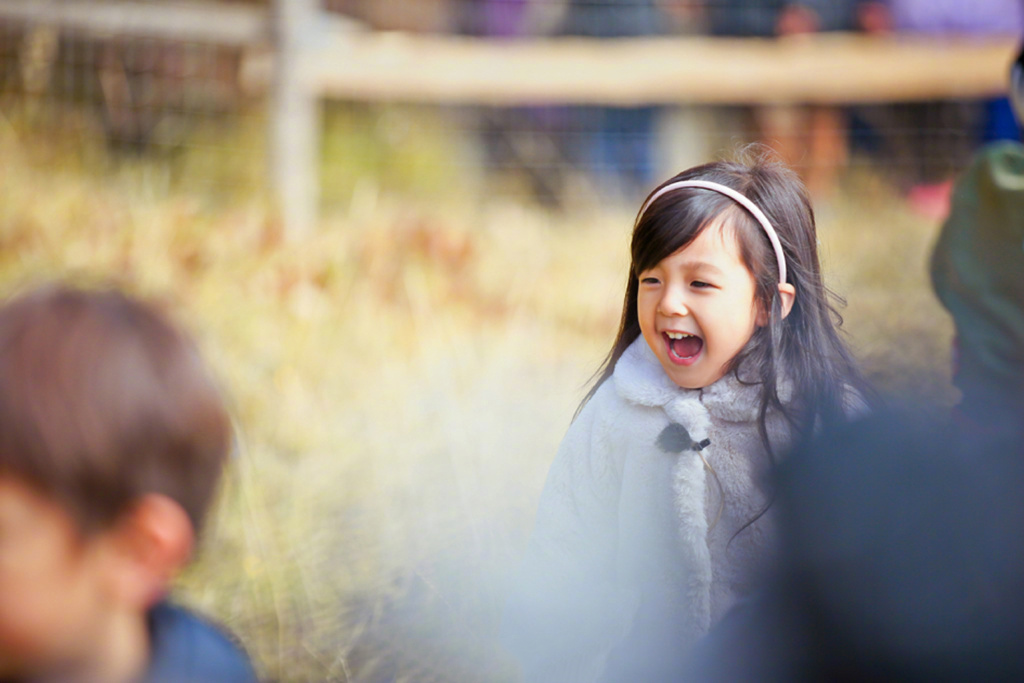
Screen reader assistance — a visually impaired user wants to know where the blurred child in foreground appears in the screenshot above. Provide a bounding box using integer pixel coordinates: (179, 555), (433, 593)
(0, 284), (258, 682)
(685, 404), (1024, 682)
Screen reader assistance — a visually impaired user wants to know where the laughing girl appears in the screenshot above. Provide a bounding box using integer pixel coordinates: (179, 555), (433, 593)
(502, 152), (869, 682)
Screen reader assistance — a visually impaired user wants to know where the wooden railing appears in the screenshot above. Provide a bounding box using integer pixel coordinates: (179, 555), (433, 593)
(1, 0), (1017, 237)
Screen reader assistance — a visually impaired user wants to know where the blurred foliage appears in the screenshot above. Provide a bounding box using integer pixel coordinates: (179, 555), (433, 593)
(0, 100), (955, 682)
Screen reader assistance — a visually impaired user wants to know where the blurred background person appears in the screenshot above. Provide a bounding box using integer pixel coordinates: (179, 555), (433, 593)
(929, 41), (1024, 438)
(855, 0), (1024, 219)
(703, 0), (874, 200)
(556, 0), (670, 201)
(459, 0), (572, 207)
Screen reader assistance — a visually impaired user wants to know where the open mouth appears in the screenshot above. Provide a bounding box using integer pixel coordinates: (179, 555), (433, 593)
(664, 331), (703, 365)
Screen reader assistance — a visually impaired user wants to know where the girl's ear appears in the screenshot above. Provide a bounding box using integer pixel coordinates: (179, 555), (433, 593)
(778, 282), (794, 319)
(778, 282), (796, 320)
(757, 283), (797, 326)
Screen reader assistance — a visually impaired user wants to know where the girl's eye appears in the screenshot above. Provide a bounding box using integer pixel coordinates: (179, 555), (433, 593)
(691, 280), (712, 288)
(640, 276), (660, 285)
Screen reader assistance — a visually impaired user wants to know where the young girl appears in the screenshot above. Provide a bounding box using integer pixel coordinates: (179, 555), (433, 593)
(502, 153), (868, 682)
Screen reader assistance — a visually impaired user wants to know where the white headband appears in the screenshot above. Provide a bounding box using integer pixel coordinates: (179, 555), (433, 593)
(638, 180), (788, 285)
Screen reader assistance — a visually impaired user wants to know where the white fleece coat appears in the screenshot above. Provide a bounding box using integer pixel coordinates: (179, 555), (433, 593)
(503, 337), (794, 683)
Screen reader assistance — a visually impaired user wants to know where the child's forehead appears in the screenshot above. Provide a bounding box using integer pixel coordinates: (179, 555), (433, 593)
(673, 217), (743, 257)
(647, 221), (749, 276)
(0, 476), (80, 540)
(703, 210), (746, 240)
(0, 476), (39, 523)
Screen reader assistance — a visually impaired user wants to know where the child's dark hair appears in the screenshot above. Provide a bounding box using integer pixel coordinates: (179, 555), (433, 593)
(583, 150), (867, 450)
(0, 283), (232, 534)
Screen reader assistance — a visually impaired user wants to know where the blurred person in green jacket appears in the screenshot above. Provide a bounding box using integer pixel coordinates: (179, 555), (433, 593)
(929, 42), (1024, 438)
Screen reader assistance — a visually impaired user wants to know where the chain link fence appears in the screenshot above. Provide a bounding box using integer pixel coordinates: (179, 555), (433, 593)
(2, 0), (1016, 219)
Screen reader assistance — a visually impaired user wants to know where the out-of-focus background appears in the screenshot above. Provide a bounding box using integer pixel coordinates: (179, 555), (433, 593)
(0, 1), (1017, 681)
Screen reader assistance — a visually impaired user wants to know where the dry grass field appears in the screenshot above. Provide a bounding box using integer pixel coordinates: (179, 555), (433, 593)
(0, 104), (956, 682)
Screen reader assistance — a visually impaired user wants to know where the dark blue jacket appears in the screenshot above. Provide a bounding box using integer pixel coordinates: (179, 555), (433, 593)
(706, 0), (861, 37)
(144, 601), (259, 683)
(557, 0), (665, 38)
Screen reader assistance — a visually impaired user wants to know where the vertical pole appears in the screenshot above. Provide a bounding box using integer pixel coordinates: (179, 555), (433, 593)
(272, 0), (319, 239)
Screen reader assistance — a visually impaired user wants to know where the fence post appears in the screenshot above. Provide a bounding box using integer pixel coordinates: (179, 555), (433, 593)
(272, 0), (319, 239)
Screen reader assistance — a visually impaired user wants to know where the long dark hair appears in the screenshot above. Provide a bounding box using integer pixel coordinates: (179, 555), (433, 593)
(580, 150), (868, 452)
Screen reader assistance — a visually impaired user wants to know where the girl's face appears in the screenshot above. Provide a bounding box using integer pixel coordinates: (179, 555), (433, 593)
(637, 218), (762, 389)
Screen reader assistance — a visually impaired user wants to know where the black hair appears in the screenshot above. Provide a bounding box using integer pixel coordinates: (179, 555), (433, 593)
(580, 149), (869, 454)
(1010, 42), (1024, 128)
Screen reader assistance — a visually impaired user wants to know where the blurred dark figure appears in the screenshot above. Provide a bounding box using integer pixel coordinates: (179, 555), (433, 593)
(460, 0), (572, 207)
(704, 0), (861, 43)
(686, 405), (1024, 682)
(929, 41), (1024, 436)
(557, 0), (668, 200)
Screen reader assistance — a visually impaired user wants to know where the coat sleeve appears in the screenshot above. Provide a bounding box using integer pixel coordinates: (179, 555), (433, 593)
(501, 386), (638, 683)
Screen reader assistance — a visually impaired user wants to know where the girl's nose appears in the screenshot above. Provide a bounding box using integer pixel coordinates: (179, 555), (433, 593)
(658, 290), (689, 317)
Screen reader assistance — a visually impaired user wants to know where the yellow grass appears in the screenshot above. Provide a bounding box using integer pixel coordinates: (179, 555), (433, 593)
(0, 103), (955, 682)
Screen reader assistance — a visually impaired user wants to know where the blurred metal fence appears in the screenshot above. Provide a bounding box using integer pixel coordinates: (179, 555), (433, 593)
(0, 0), (1017, 235)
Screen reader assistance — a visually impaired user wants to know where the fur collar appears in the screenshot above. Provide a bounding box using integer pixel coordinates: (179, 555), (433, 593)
(612, 336), (779, 425)
(612, 336), (790, 639)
